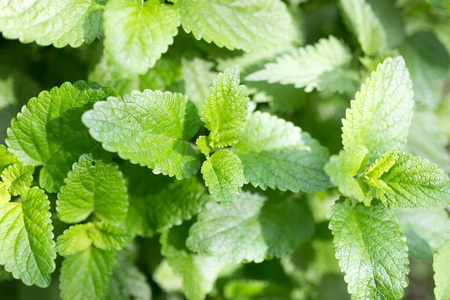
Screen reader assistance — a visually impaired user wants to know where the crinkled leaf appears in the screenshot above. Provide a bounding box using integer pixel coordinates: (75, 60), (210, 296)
(1, 163), (34, 196)
(404, 108), (449, 173)
(182, 58), (218, 114)
(0, 183), (10, 205)
(187, 192), (314, 263)
(394, 209), (450, 262)
(365, 151), (450, 208)
(82, 90), (201, 179)
(246, 36), (353, 92)
(0, 187), (56, 287)
(328, 198), (409, 300)
(0, 145), (19, 174)
(0, 0), (105, 47)
(325, 146), (371, 204)
(196, 136), (211, 158)
(104, 0), (180, 79)
(108, 262), (151, 300)
(342, 56), (414, 162)
(234, 111), (330, 193)
(434, 240), (450, 300)
(60, 246), (116, 300)
(56, 222), (131, 256)
(7, 81), (116, 193)
(340, 0), (387, 55)
(176, 0), (295, 51)
(202, 66), (249, 148)
(124, 166), (210, 237)
(201, 150), (244, 205)
(57, 154), (128, 224)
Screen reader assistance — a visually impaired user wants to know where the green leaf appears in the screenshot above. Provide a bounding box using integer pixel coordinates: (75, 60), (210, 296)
(364, 151), (450, 208)
(340, 0), (387, 55)
(82, 90), (201, 179)
(341, 56), (414, 162)
(0, 0), (105, 47)
(404, 108), (449, 173)
(182, 58), (218, 114)
(434, 240), (450, 300)
(7, 81), (116, 193)
(196, 136), (211, 158)
(246, 36), (353, 92)
(56, 154), (128, 224)
(394, 209), (450, 262)
(324, 146), (371, 204)
(234, 111), (330, 193)
(124, 166), (210, 237)
(161, 224), (226, 300)
(1, 163), (34, 196)
(224, 280), (290, 300)
(60, 246), (116, 300)
(104, 0), (180, 79)
(56, 223), (132, 256)
(201, 150), (244, 205)
(0, 145), (19, 174)
(176, 0), (295, 52)
(187, 192), (314, 263)
(0, 187), (56, 287)
(0, 182), (10, 205)
(328, 198), (409, 300)
(202, 66), (249, 148)
(399, 32), (449, 109)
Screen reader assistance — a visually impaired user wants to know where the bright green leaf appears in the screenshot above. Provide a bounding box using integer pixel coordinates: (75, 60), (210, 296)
(1, 164), (34, 196)
(176, 0), (295, 52)
(342, 56), (414, 162)
(434, 240), (450, 300)
(364, 151), (450, 208)
(0, 0), (105, 47)
(202, 66), (249, 148)
(82, 90), (201, 179)
(246, 36), (353, 92)
(60, 246), (116, 300)
(187, 192), (314, 263)
(0, 187), (56, 287)
(0, 145), (19, 174)
(325, 146), (371, 204)
(57, 154), (128, 224)
(328, 198), (409, 300)
(201, 150), (244, 205)
(7, 81), (116, 193)
(196, 136), (211, 158)
(104, 0), (180, 79)
(340, 0), (387, 55)
(234, 111), (330, 193)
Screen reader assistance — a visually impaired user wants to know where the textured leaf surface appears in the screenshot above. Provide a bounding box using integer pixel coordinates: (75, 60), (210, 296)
(104, 0), (180, 79)
(434, 240), (450, 300)
(176, 0), (295, 51)
(325, 146), (371, 204)
(202, 67), (249, 148)
(57, 154), (128, 224)
(0, 187), (56, 287)
(234, 112), (330, 193)
(0, 145), (19, 174)
(246, 36), (353, 92)
(364, 151), (450, 208)
(342, 56), (414, 162)
(0, 0), (105, 47)
(1, 164), (34, 196)
(187, 192), (314, 263)
(82, 90), (201, 179)
(395, 209), (450, 262)
(60, 247), (116, 300)
(328, 198), (409, 300)
(182, 58), (218, 114)
(7, 81), (116, 192)
(108, 261), (151, 300)
(404, 109), (449, 173)
(161, 225), (225, 300)
(56, 223), (131, 255)
(201, 150), (244, 205)
(340, 0), (387, 55)
(124, 166), (210, 237)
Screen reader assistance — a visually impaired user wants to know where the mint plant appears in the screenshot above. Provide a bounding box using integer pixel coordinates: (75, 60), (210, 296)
(1, 0), (450, 300)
